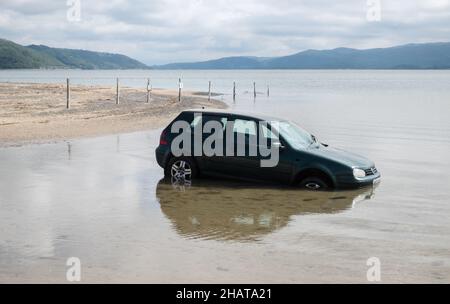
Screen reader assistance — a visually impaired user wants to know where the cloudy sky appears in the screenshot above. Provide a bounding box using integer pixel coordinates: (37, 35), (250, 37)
(1, 0), (449, 64)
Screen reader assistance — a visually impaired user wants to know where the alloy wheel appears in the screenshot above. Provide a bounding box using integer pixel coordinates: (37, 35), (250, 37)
(304, 182), (321, 190)
(171, 160), (192, 181)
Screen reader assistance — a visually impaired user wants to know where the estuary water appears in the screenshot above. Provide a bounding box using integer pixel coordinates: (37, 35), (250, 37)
(0, 70), (449, 282)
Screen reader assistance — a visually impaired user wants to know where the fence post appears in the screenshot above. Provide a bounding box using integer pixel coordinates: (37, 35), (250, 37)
(66, 78), (70, 109)
(146, 78), (150, 103)
(253, 82), (256, 98)
(267, 85), (270, 97)
(116, 78), (120, 105)
(208, 81), (211, 101)
(233, 82), (236, 100)
(178, 78), (182, 102)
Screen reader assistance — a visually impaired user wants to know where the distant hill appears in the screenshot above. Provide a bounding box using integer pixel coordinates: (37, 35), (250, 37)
(0, 38), (64, 69)
(0, 38), (149, 69)
(155, 42), (450, 70)
(158, 56), (263, 69)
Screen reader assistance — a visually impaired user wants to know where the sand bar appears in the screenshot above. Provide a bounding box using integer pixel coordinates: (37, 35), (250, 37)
(0, 82), (227, 147)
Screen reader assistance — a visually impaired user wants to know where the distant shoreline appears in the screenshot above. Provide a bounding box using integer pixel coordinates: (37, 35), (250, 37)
(0, 82), (227, 148)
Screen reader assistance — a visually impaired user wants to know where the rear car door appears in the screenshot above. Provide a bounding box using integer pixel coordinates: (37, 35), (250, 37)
(193, 114), (228, 175)
(219, 118), (261, 179)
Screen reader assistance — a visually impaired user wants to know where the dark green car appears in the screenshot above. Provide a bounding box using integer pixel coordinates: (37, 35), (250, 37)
(155, 110), (380, 190)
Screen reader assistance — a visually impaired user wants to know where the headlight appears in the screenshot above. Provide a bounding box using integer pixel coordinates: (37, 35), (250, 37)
(353, 168), (366, 179)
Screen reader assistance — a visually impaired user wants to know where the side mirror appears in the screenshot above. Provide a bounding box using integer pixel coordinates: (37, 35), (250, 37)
(273, 142), (286, 150)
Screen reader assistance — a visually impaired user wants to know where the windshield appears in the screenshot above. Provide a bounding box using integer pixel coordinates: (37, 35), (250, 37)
(273, 121), (315, 149)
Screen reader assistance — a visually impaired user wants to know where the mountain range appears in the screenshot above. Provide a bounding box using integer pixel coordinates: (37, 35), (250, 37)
(1, 37), (450, 70)
(155, 42), (450, 70)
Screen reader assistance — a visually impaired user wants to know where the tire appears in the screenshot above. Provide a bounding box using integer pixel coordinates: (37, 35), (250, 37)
(165, 157), (198, 182)
(299, 176), (330, 191)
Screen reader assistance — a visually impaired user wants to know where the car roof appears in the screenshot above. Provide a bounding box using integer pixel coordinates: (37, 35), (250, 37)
(182, 109), (289, 122)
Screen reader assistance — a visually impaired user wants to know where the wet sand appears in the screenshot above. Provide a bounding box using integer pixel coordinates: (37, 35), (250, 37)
(0, 82), (226, 147)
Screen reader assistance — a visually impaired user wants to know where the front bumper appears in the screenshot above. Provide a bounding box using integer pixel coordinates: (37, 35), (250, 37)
(336, 172), (381, 189)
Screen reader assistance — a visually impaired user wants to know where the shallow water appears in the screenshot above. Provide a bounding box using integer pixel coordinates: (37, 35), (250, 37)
(1, 70), (450, 283)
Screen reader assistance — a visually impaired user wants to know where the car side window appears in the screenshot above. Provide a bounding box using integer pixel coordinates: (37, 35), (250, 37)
(260, 123), (278, 140)
(190, 115), (202, 128)
(232, 119), (257, 136)
(191, 115), (228, 131)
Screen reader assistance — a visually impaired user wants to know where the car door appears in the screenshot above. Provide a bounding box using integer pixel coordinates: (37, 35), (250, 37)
(217, 118), (261, 180)
(219, 118), (293, 183)
(251, 122), (293, 183)
(194, 114), (228, 175)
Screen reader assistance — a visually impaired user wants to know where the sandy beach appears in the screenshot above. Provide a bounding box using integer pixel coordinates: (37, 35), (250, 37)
(0, 82), (227, 147)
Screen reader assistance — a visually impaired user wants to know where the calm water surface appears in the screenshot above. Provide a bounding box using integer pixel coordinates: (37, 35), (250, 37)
(0, 70), (449, 282)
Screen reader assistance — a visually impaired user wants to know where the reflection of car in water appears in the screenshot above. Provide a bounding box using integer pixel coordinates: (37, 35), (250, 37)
(155, 110), (381, 190)
(155, 178), (377, 242)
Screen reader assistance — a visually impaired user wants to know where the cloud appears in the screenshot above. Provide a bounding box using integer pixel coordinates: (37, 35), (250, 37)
(0, 0), (449, 64)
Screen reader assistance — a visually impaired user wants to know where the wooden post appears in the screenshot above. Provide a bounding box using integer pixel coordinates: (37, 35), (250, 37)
(66, 78), (70, 109)
(178, 78), (182, 102)
(233, 82), (236, 100)
(146, 78), (150, 103)
(67, 142), (72, 160)
(253, 82), (256, 98)
(208, 81), (211, 101)
(116, 78), (120, 105)
(267, 85), (270, 97)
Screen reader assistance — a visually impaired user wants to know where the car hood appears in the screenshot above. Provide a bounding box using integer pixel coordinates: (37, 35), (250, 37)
(308, 145), (374, 169)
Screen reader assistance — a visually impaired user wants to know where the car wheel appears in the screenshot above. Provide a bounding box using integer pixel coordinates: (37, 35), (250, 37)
(165, 157), (198, 182)
(299, 177), (329, 191)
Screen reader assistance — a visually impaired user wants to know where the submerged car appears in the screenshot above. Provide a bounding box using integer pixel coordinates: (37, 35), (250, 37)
(155, 110), (381, 190)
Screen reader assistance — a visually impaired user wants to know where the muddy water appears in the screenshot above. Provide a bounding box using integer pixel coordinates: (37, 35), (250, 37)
(1, 70), (450, 283)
